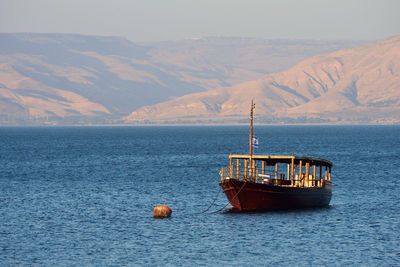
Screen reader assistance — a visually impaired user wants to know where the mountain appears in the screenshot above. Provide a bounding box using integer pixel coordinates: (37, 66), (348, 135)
(125, 35), (400, 124)
(0, 33), (363, 125)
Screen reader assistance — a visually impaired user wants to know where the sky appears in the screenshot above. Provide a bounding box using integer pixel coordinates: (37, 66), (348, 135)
(0, 0), (399, 42)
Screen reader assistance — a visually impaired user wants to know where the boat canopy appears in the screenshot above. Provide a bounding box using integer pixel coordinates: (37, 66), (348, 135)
(222, 154), (332, 186)
(229, 154), (333, 168)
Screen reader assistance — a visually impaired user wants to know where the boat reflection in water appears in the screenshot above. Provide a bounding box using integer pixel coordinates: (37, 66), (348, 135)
(219, 101), (332, 211)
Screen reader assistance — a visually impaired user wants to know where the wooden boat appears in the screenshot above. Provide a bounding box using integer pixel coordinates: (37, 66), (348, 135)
(219, 101), (332, 211)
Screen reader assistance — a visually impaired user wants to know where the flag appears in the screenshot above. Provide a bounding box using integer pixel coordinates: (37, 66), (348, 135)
(252, 135), (259, 148)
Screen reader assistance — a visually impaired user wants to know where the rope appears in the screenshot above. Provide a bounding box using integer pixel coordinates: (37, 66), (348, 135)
(201, 186), (222, 213)
(210, 180), (247, 214)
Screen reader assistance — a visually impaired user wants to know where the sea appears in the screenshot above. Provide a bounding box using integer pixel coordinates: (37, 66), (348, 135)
(1, 126), (399, 266)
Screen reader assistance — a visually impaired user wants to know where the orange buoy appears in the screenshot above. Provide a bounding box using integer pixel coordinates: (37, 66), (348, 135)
(153, 205), (172, 218)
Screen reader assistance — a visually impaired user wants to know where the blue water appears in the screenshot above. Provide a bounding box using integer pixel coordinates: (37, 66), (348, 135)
(1, 126), (399, 266)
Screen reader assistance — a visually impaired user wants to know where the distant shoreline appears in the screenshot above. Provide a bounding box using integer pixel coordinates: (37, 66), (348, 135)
(1, 122), (399, 127)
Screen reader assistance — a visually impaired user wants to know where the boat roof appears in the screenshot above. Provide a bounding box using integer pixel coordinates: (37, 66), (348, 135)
(229, 154), (333, 167)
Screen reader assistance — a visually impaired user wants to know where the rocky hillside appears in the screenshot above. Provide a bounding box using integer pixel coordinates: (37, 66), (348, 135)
(125, 35), (400, 124)
(0, 33), (363, 125)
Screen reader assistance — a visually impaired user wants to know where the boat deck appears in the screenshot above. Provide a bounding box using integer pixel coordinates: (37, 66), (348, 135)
(220, 154), (332, 188)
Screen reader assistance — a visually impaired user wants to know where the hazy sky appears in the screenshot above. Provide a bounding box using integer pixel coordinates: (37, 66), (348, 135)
(0, 0), (399, 42)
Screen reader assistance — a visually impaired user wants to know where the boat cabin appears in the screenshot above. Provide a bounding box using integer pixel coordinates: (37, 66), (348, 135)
(220, 155), (332, 188)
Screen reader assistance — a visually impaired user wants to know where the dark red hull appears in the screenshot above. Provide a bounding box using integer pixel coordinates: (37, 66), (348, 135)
(220, 179), (332, 211)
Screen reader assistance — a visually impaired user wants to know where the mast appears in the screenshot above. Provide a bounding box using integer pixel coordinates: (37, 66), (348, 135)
(249, 100), (255, 160)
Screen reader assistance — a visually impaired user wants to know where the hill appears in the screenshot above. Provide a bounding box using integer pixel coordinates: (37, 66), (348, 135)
(125, 35), (400, 124)
(0, 33), (363, 125)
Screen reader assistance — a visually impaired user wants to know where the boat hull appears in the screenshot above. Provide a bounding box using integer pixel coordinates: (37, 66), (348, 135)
(219, 179), (332, 211)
